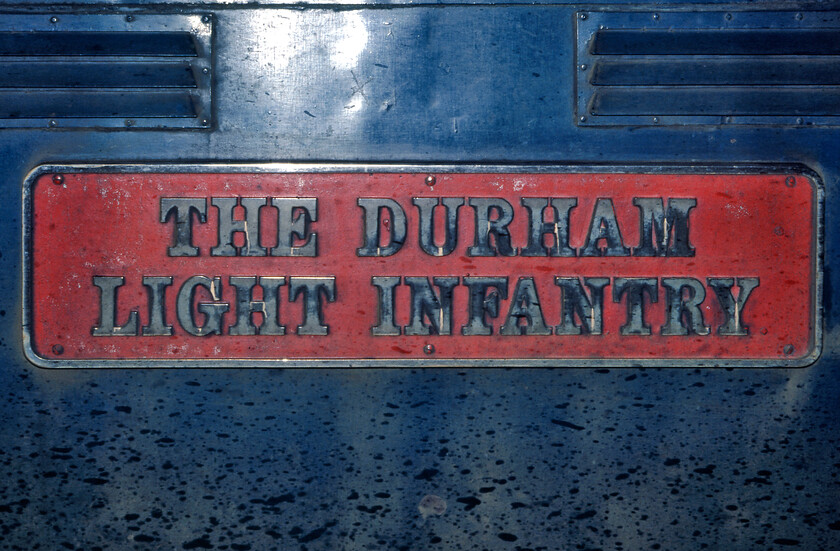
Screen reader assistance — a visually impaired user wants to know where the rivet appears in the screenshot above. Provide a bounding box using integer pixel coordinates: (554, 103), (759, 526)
(200, 119), (210, 126)
(202, 15), (212, 23)
(652, 117), (660, 124)
(795, 12), (803, 21)
(52, 344), (64, 355)
(125, 119), (135, 127)
(52, 174), (65, 185)
(783, 344), (794, 356)
(725, 13), (732, 21)
(785, 176), (796, 187)
(579, 116), (587, 123)
(50, 16), (59, 24)
(579, 64), (587, 71)
(48, 120), (58, 128)
(724, 116), (732, 124)
(579, 13), (587, 20)
(652, 13), (660, 20)
(796, 117), (804, 125)
(423, 344), (435, 355)
(425, 175), (436, 186)
(202, 67), (210, 75)
(125, 15), (134, 22)
(774, 226), (784, 236)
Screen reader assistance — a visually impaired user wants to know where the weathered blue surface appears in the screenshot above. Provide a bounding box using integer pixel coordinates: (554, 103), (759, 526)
(0, 3), (838, 550)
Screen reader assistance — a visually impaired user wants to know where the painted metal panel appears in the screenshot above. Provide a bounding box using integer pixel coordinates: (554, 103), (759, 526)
(0, 4), (836, 551)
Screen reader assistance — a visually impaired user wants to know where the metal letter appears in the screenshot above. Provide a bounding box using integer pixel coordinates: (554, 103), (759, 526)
(271, 198), (318, 257)
(259, 276), (288, 336)
(405, 277), (458, 336)
(229, 276), (287, 336)
(92, 276), (139, 336)
(660, 278), (711, 336)
(521, 198), (577, 257)
(176, 276), (229, 336)
(289, 277), (336, 335)
(708, 277), (760, 336)
(356, 198), (407, 257)
(210, 197), (267, 257)
(581, 198), (631, 257)
(160, 197), (206, 257)
(141, 276), (173, 336)
(613, 278), (658, 336)
(228, 277), (259, 335)
(461, 277), (509, 336)
(554, 277), (610, 335)
(632, 198), (697, 257)
(413, 197), (463, 257)
(467, 198), (517, 257)
(371, 276), (401, 336)
(500, 277), (551, 336)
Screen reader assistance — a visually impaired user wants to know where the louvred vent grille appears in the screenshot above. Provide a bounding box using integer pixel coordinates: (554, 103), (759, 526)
(577, 11), (840, 126)
(0, 14), (212, 129)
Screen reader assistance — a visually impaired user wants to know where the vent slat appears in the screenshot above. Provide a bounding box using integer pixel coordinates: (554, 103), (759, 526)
(0, 32), (197, 57)
(0, 62), (197, 88)
(591, 30), (840, 56)
(592, 59), (840, 87)
(591, 88), (840, 117)
(0, 90), (197, 118)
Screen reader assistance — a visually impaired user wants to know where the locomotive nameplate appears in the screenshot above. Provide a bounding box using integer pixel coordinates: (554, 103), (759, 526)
(23, 165), (821, 368)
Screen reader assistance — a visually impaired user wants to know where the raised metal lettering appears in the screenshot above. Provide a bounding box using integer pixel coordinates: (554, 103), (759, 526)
(92, 276), (139, 336)
(467, 198), (517, 257)
(228, 276), (287, 336)
(461, 277), (509, 336)
(521, 198), (577, 257)
(413, 197), (463, 257)
(271, 198), (317, 257)
(371, 276), (401, 336)
(613, 278), (658, 336)
(554, 277), (609, 335)
(211, 197), (267, 257)
(356, 198), (406, 257)
(633, 198), (697, 257)
(141, 276), (173, 336)
(661, 277), (711, 336)
(289, 277), (336, 335)
(160, 197), (206, 257)
(581, 198), (630, 257)
(708, 277), (760, 336)
(405, 276), (458, 336)
(176, 276), (229, 336)
(500, 277), (551, 336)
